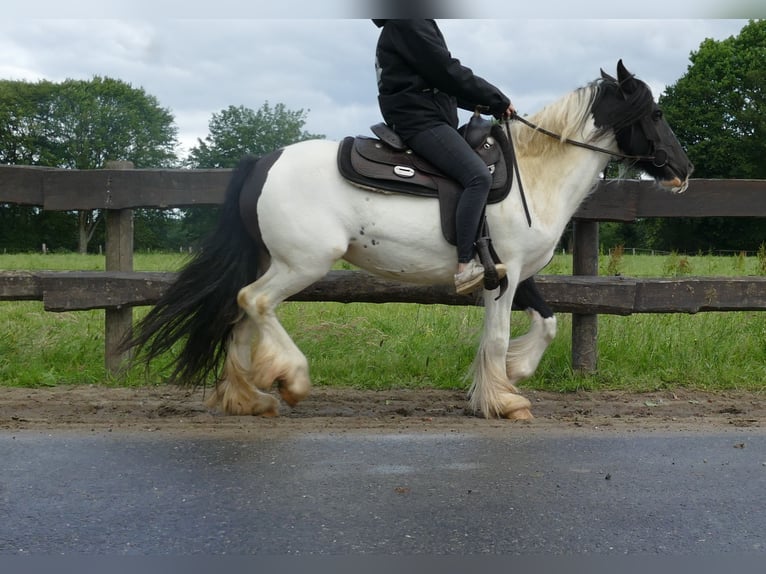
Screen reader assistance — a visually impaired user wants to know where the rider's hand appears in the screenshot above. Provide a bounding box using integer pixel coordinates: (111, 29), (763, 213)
(502, 103), (516, 119)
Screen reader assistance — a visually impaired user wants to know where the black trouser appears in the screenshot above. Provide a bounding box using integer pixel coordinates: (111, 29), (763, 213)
(406, 123), (492, 264)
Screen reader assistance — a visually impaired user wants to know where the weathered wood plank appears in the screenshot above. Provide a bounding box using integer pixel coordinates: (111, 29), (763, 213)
(0, 164), (50, 206)
(42, 169), (231, 210)
(2, 270), (763, 314)
(40, 272), (176, 311)
(633, 277), (766, 313)
(2, 164), (766, 217)
(533, 275), (638, 314)
(0, 271), (44, 300)
(576, 179), (766, 221)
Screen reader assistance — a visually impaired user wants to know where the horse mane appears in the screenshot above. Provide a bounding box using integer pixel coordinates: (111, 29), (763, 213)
(512, 76), (654, 159)
(512, 81), (600, 159)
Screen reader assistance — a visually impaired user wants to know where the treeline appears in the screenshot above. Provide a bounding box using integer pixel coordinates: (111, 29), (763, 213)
(0, 206), (197, 253)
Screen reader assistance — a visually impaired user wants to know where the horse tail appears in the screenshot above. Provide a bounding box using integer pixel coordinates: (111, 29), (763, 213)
(123, 154), (262, 386)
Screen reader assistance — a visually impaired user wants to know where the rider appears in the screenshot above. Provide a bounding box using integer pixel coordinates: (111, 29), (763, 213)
(372, 19), (516, 294)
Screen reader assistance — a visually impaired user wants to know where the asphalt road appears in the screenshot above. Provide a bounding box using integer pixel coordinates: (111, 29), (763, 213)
(1, 428), (764, 556)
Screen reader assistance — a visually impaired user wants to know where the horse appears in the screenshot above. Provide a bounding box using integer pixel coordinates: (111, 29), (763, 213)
(123, 61), (692, 420)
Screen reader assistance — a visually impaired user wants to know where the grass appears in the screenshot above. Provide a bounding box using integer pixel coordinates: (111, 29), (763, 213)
(1, 251), (765, 392)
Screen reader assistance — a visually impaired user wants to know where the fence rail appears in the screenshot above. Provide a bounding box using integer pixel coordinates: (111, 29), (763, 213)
(2, 163), (766, 375)
(3, 269), (766, 314)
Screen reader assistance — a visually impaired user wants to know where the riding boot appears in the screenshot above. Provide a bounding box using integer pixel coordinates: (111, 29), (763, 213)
(475, 216), (508, 296)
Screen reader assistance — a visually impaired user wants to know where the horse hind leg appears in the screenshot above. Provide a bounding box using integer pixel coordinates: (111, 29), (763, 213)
(248, 307), (311, 407)
(205, 316), (281, 416)
(229, 259), (333, 414)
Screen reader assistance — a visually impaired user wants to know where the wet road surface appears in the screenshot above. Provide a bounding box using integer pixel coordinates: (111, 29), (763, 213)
(1, 428), (765, 555)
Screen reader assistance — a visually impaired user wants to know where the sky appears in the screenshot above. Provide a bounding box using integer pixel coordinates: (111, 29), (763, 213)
(0, 13), (753, 158)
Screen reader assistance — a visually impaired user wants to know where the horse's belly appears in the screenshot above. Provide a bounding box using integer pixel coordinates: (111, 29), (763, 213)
(337, 194), (455, 284)
(342, 227), (456, 285)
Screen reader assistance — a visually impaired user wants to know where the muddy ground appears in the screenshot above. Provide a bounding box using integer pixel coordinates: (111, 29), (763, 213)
(0, 385), (763, 436)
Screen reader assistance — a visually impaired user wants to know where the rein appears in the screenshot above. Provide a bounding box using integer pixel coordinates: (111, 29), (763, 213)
(502, 119), (533, 228)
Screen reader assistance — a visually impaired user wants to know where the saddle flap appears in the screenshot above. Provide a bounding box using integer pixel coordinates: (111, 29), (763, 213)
(351, 138), (437, 190)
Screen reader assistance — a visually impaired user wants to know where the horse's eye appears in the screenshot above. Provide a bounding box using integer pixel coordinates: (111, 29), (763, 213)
(653, 109), (663, 120)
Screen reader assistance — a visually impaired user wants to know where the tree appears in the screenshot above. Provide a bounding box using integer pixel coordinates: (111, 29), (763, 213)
(187, 102), (322, 168)
(654, 19), (766, 252)
(0, 77), (178, 252)
(183, 102), (323, 238)
(55, 77), (178, 253)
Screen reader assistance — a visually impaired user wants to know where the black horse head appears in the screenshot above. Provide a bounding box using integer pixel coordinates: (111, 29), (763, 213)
(594, 60), (693, 192)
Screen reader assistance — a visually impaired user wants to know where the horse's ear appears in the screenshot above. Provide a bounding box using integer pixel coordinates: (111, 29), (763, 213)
(616, 59), (637, 90)
(600, 68), (617, 83)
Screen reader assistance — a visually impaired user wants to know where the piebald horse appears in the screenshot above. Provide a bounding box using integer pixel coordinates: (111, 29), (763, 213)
(124, 61), (692, 419)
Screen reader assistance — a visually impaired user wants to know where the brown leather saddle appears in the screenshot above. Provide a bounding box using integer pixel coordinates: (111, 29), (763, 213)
(337, 119), (514, 245)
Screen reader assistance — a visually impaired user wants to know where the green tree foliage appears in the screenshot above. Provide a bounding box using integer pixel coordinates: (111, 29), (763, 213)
(187, 102), (322, 168)
(0, 77), (178, 252)
(182, 102), (323, 240)
(662, 21), (766, 179)
(650, 19), (766, 252)
(50, 77), (178, 170)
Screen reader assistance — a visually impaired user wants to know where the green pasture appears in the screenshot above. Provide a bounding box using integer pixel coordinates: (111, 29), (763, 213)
(1, 251), (764, 392)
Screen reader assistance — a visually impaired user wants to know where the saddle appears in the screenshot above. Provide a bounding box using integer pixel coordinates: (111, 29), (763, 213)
(337, 117), (514, 246)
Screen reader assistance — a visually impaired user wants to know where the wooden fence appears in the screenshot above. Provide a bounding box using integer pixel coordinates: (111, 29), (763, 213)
(1, 163), (766, 375)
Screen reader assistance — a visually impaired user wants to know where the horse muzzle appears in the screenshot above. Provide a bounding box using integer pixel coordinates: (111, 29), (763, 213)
(661, 176), (689, 194)
(659, 157), (693, 194)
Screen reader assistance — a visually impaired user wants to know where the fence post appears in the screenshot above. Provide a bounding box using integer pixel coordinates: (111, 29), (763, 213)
(571, 219), (599, 372)
(104, 160), (134, 375)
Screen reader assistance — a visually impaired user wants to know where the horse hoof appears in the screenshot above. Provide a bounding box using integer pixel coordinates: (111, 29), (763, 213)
(206, 383), (280, 416)
(277, 373), (311, 407)
(503, 407), (534, 420)
(497, 392), (533, 420)
(279, 385), (308, 407)
(223, 395), (280, 417)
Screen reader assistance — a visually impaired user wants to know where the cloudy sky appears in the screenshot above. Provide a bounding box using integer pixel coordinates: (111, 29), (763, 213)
(0, 14), (752, 157)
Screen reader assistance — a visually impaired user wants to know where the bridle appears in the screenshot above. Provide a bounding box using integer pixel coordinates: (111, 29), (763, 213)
(503, 105), (671, 228)
(510, 112), (668, 168)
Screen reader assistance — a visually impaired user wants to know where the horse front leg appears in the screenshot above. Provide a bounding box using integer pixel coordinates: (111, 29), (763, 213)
(468, 283), (534, 420)
(506, 309), (557, 387)
(506, 276), (557, 387)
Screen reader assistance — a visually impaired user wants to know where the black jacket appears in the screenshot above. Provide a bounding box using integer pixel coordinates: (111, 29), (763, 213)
(374, 19), (510, 141)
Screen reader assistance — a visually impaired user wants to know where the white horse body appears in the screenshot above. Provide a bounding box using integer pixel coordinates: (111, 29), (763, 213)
(260, 114), (611, 287)
(237, 106), (616, 418)
(127, 62), (692, 420)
